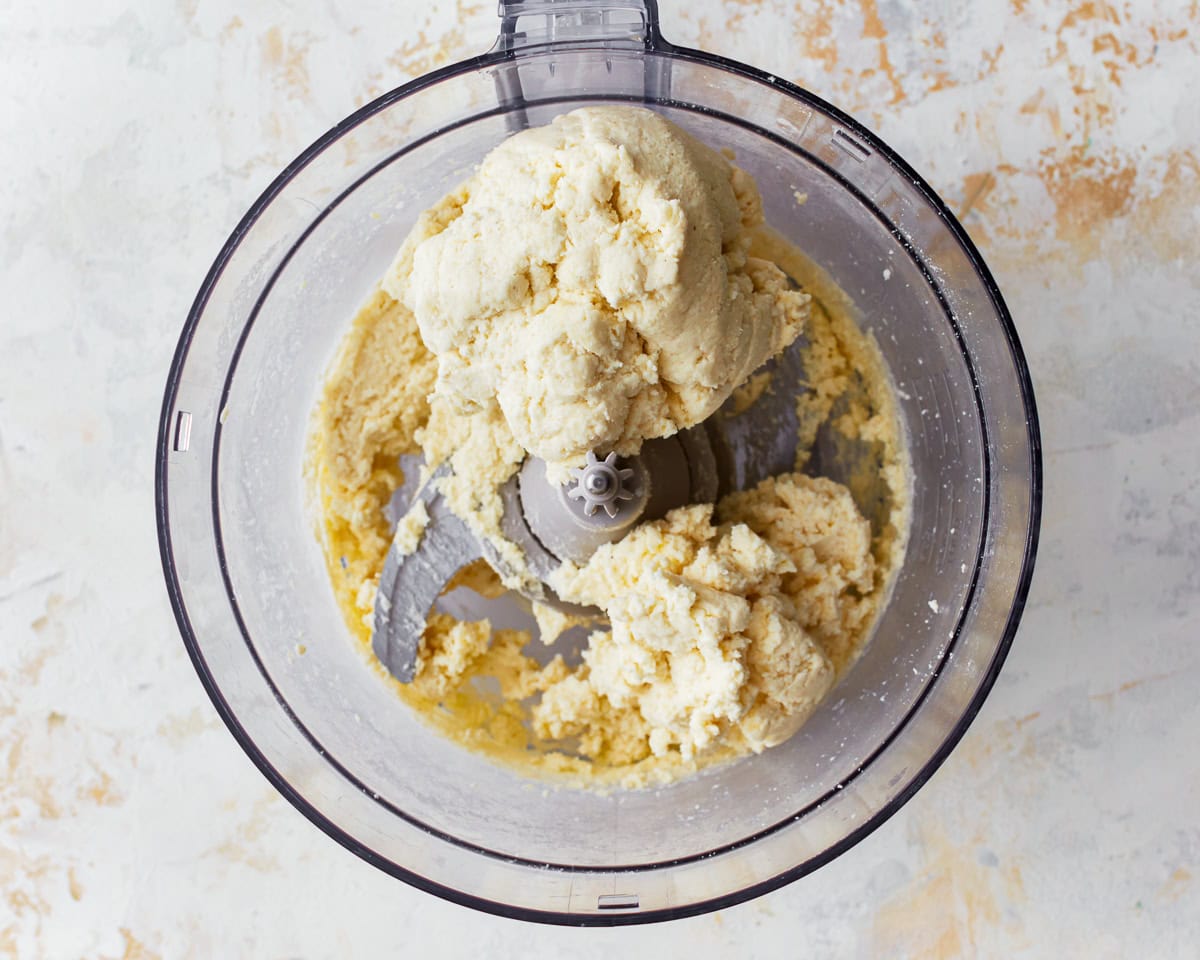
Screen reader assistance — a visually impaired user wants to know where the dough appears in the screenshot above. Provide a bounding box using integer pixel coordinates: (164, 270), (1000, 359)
(305, 289), (436, 625)
(391, 500), (429, 557)
(383, 106), (809, 477)
(540, 477), (869, 760)
(305, 112), (910, 789)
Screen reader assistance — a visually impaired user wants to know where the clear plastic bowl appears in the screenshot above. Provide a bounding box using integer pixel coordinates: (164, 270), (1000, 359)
(156, 0), (1041, 925)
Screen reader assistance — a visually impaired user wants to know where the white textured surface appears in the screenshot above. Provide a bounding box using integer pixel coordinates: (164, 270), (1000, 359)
(1, 1), (1197, 956)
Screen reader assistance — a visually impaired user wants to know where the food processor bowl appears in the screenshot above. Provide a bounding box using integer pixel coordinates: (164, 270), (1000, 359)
(156, 0), (1041, 924)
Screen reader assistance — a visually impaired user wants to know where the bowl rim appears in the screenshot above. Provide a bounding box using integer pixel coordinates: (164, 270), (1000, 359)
(156, 37), (1043, 927)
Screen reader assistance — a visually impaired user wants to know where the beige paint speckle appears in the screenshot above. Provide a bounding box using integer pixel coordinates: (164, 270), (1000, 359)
(67, 867), (83, 903)
(260, 25), (314, 100)
(212, 791), (284, 873)
(219, 14), (243, 41)
(155, 707), (216, 745)
(98, 928), (162, 960)
(871, 817), (1029, 958)
(77, 767), (123, 808)
(1160, 867), (1193, 902)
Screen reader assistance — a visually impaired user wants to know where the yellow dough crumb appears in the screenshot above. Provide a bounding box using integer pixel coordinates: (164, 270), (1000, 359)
(530, 602), (587, 646)
(391, 500), (430, 557)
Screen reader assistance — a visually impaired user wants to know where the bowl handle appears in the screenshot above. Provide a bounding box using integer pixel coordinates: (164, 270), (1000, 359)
(494, 0), (663, 53)
(490, 1), (670, 125)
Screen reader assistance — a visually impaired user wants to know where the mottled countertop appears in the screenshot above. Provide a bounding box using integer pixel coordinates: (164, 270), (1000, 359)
(2, 1), (1197, 956)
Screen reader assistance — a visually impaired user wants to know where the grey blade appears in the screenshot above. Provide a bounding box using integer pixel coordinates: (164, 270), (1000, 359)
(710, 270), (813, 494)
(372, 467), (483, 683)
(712, 338), (810, 495)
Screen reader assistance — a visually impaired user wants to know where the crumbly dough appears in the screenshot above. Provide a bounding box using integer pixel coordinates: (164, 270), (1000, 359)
(391, 500), (429, 557)
(383, 106), (809, 477)
(305, 289), (436, 626)
(540, 475), (872, 760)
(411, 613), (567, 703)
(306, 114), (910, 789)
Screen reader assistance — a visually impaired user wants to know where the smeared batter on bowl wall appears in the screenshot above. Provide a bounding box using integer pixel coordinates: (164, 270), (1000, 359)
(305, 108), (909, 789)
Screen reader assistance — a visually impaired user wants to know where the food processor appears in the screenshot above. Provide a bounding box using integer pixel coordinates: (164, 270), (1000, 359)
(156, 0), (1042, 925)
